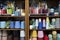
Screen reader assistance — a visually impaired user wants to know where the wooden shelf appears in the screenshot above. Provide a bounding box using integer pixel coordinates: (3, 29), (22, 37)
(30, 15), (60, 18)
(30, 29), (60, 31)
(0, 16), (25, 18)
(0, 28), (24, 30)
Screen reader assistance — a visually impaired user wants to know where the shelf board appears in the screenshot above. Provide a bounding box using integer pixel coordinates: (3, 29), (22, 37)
(30, 29), (60, 31)
(0, 16), (25, 18)
(30, 15), (60, 18)
(0, 28), (24, 30)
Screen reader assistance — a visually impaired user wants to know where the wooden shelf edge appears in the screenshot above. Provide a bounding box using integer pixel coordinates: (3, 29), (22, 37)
(29, 16), (60, 18)
(30, 29), (60, 31)
(0, 16), (25, 18)
(0, 29), (24, 30)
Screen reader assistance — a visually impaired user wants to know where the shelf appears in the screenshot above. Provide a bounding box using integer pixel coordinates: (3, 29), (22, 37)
(30, 28), (60, 31)
(0, 16), (25, 18)
(30, 15), (60, 18)
(0, 28), (24, 30)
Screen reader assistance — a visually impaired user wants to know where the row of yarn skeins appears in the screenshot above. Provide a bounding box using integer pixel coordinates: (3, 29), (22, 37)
(0, 30), (25, 40)
(30, 30), (60, 40)
(0, 21), (25, 29)
(0, 1), (25, 16)
(30, 17), (60, 30)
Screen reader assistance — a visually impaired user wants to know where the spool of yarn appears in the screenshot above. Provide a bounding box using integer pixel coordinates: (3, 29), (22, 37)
(20, 30), (25, 37)
(52, 31), (57, 36)
(32, 19), (36, 29)
(13, 30), (20, 40)
(15, 21), (20, 28)
(48, 34), (53, 40)
(14, 37), (19, 40)
(46, 17), (50, 29)
(57, 34), (60, 40)
(35, 7), (39, 14)
(14, 11), (19, 16)
(5, 21), (10, 28)
(20, 9), (25, 16)
(2, 31), (7, 37)
(20, 21), (25, 29)
(38, 31), (44, 40)
(49, 8), (54, 16)
(44, 35), (48, 40)
(10, 21), (15, 28)
(43, 19), (46, 29)
(16, 9), (21, 16)
(7, 35), (13, 40)
(38, 31), (44, 38)
(55, 18), (60, 28)
(7, 8), (13, 14)
(32, 38), (37, 40)
(20, 37), (25, 40)
(2, 37), (7, 40)
(38, 18), (43, 29)
(35, 19), (39, 29)
(15, 7), (20, 16)
(2, 31), (7, 40)
(1, 8), (6, 14)
(52, 31), (57, 40)
(1, 21), (6, 28)
(51, 18), (56, 28)
(32, 30), (37, 38)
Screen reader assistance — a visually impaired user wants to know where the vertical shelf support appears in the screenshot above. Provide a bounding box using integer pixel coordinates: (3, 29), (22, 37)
(25, 0), (29, 40)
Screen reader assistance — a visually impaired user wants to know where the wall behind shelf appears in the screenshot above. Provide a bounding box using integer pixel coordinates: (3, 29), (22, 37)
(29, 0), (59, 8)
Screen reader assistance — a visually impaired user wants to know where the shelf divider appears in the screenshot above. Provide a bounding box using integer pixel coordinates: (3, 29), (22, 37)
(25, 0), (29, 40)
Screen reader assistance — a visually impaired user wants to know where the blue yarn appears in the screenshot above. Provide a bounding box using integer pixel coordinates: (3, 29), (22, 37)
(15, 21), (20, 28)
(10, 21), (15, 28)
(38, 21), (43, 29)
(20, 21), (25, 29)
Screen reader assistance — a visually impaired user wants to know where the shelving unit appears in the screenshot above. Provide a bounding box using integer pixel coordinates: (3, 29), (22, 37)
(0, 0), (26, 40)
(0, 0), (60, 40)
(28, 0), (60, 40)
